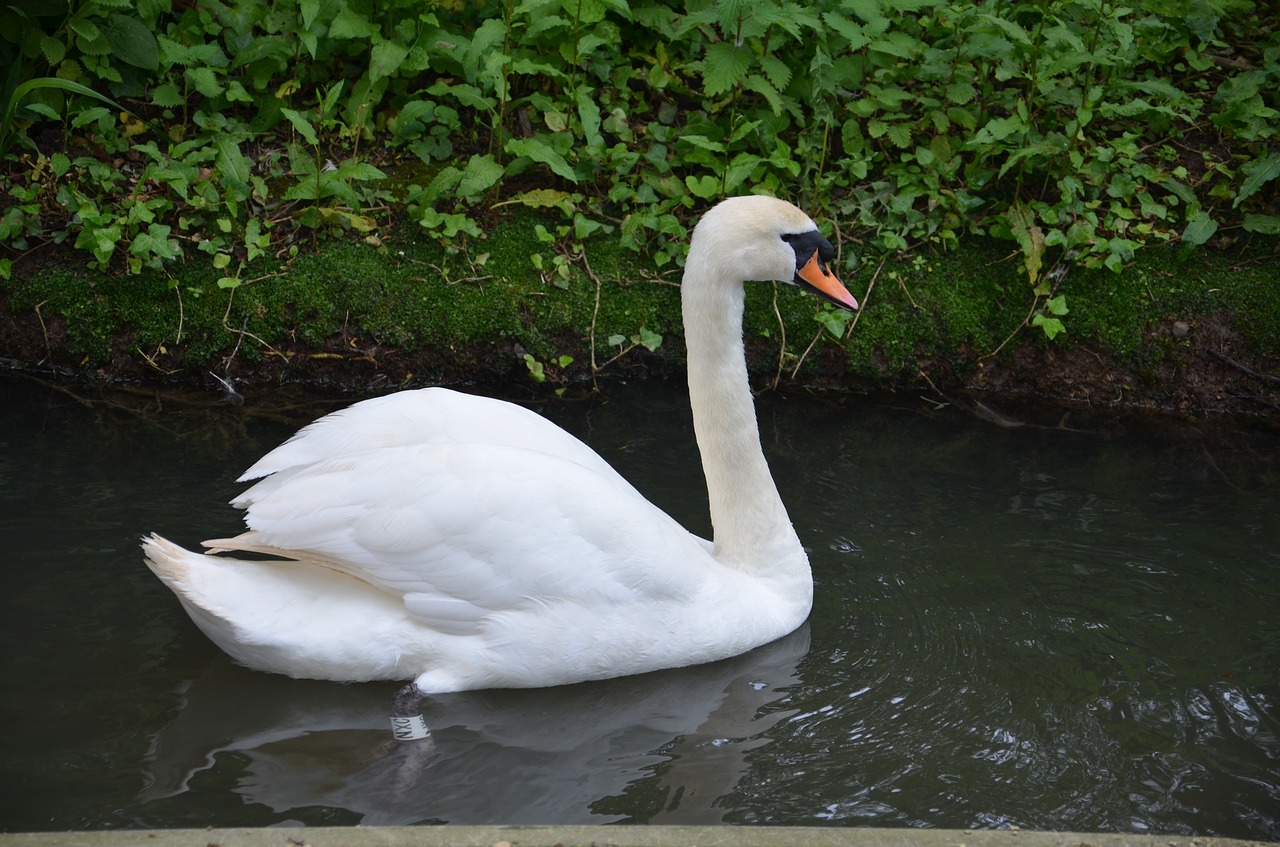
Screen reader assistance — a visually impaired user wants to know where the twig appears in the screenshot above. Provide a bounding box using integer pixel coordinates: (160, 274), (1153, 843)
(219, 287), (290, 375)
(33, 300), (52, 364)
(984, 294), (1042, 360)
(173, 282), (184, 345)
(770, 282), (788, 390)
(1208, 348), (1280, 386)
(790, 254), (886, 380)
(585, 250), (604, 385)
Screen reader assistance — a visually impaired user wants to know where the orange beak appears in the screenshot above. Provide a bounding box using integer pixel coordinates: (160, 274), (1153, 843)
(795, 250), (859, 311)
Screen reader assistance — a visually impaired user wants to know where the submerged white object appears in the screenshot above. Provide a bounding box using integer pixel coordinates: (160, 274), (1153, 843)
(143, 195), (859, 696)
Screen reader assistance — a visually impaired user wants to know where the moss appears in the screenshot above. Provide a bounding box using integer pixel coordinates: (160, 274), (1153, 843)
(4, 206), (1276, 404)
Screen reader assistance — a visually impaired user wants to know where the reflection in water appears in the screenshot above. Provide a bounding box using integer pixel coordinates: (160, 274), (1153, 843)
(0, 378), (1277, 837)
(141, 627), (811, 825)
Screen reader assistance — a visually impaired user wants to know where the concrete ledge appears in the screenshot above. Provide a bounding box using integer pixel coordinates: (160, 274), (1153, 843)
(1, 827), (1269, 847)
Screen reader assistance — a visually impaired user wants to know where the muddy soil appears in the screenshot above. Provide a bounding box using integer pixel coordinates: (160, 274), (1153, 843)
(2, 290), (1277, 433)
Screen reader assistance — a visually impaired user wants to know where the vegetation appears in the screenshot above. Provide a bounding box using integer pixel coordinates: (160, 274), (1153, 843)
(0, 0), (1277, 390)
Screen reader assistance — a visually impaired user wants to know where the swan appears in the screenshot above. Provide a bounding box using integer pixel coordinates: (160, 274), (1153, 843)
(142, 195), (858, 734)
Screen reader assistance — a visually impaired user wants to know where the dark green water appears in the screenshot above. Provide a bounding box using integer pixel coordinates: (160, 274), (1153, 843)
(1, 377), (1277, 835)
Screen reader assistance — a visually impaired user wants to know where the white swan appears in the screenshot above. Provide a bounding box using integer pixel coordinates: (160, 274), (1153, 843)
(143, 195), (857, 706)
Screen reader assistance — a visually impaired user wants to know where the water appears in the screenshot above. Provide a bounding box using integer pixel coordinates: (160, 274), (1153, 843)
(1, 376), (1277, 836)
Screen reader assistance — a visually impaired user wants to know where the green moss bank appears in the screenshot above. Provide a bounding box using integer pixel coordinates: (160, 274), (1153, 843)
(2, 208), (1277, 424)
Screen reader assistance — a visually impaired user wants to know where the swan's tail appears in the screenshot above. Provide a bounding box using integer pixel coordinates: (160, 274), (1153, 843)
(142, 533), (255, 655)
(141, 533), (417, 683)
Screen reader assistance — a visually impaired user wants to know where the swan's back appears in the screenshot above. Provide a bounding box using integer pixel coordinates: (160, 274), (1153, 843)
(238, 387), (627, 488)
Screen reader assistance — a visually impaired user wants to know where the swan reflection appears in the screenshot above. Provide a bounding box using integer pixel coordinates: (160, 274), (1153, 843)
(142, 625), (810, 825)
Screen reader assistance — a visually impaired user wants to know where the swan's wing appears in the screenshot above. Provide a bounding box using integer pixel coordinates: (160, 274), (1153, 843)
(238, 388), (626, 488)
(208, 442), (712, 634)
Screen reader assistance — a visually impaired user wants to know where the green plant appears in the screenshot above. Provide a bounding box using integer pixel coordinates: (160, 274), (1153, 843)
(2, 0), (1276, 367)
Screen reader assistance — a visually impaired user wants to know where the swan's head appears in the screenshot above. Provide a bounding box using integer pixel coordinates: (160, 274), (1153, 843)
(688, 196), (859, 312)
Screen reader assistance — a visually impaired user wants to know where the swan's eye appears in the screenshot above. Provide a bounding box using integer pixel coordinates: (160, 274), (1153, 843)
(781, 230), (835, 267)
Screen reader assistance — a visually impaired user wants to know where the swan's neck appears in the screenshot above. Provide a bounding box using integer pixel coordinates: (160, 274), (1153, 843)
(682, 251), (806, 577)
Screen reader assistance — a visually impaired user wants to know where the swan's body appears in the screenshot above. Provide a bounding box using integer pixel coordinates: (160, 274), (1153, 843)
(143, 195), (857, 696)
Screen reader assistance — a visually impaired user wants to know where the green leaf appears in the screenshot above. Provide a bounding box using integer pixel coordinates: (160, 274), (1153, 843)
(39, 35), (66, 66)
(369, 39), (409, 84)
(576, 90), (602, 148)
(886, 123), (911, 148)
(506, 188), (574, 209)
(151, 82), (183, 108)
(979, 13), (1032, 46)
(104, 13), (159, 70)
(1031, 313), (1066, 339)
(637, 327), (663, 351)
(685, 174), (720, 199)
(1045, 294), (1068, 316)
(759, 55), (792, 91)
(1181, 211), (1218, 246)
(702, 42), (751, 97)
(679, 134), (726, 153)
(1235, 152), (1280, 208)
(506, 137), (578, 183)
(280, 107), (319, 146)
(946, 81), (976, 104)
(1242, 214), (1280, 235)
(973, 115), (1027, 145)
(868, 32), (918, 58)
(330, 6), (379, 38)
(130, 223), (181, 260)
(214, 136), (250, 195)
(185, 66), (224, 98)
(457, 154), (505, 196)
(822, 11), (869, 50)
(1007, 202), (1045, 288)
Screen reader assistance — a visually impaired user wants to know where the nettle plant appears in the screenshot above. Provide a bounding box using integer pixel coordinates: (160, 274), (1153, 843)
(2, 0), (1276, 342)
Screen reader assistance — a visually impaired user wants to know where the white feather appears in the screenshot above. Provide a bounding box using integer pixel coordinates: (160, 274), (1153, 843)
(142, 195), (858, 695)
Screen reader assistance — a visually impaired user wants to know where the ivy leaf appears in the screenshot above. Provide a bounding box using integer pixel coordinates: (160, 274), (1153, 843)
(702, 42), (751, 97)
(685, 174), (720, 199)
(130, 223), (181, 260)
(637, 327), (663, 351)
(1031, 313), (1066, 339)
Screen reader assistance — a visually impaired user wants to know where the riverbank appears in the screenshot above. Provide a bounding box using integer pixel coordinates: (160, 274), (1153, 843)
(1, 825), (1273, 847)
(2, 211), (1277, 426)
